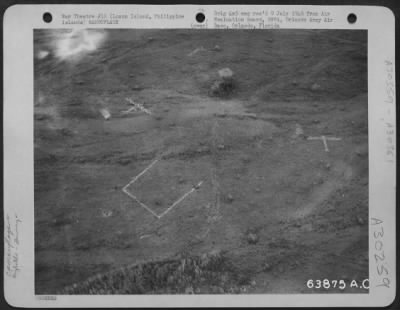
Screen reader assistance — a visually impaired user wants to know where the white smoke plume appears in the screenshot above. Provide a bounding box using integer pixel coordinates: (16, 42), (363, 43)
(53, 29), (107, 60)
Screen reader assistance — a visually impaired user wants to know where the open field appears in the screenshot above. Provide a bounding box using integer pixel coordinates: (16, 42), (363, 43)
(34, 29), (368, 294)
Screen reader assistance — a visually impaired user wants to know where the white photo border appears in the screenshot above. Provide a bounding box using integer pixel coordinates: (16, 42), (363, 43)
(3, 4), (396, 307)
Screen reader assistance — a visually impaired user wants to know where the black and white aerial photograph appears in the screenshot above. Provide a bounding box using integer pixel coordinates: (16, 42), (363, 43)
(34, 29), (368, 294)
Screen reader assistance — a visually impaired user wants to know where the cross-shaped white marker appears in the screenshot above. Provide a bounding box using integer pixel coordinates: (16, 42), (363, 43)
(123, 98), (152, 115)
(307, 135), (342, 152)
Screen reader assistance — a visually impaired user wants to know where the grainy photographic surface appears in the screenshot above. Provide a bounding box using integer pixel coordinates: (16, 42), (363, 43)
(34, 29), (368, 294)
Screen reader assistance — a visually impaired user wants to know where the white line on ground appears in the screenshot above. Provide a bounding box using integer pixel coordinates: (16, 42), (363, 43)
(121, 106), (137, 114)
(157, 181), (203, 218)
(122, 187), (161, 218)
(122, 159), (159, 191)
(322, 136), (328, 152)
(122, 158), (203, 219)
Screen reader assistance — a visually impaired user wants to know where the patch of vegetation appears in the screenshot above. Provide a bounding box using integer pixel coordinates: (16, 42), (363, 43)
(59, 250), (247, 294)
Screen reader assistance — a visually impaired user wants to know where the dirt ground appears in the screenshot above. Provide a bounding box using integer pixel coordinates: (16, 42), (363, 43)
(34, 29), (368, 294)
